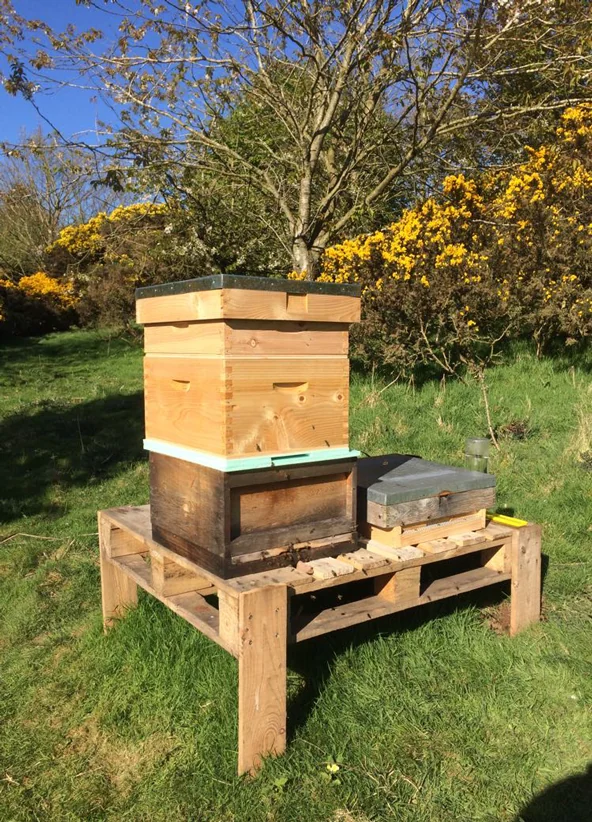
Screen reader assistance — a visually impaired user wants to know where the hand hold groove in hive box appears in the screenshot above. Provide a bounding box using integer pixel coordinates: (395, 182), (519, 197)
(136, 275), (361, 576)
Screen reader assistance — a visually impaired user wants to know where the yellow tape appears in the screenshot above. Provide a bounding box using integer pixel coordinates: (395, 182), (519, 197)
(491, 514), (528, 528)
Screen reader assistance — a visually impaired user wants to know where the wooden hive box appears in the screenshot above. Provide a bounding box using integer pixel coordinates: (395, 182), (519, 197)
(149, 453), (357, 577)
(136, 274), (361, 577)
(137, 275), (361, 462)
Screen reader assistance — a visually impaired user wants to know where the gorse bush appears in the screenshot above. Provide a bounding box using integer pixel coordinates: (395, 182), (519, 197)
(318, 105), (592, 373)
(0, 272), (76, 336)
(0, 201), (215, 335)
(46, 202), (175, 329)
(2, 106), (591, 357)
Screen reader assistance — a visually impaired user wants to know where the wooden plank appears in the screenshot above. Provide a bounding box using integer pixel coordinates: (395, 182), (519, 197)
(306, 557), (356, 580)
(226, 321), (349, 356)
(231, 472), (350, 536)
(238, 586), (287, 775)
(417, 538), (452, 554)
(144, 320), (350, 357)
(337, 549), (389, 571)
(144, 355), (226, 455)
(231, 565), (312, 592)
(420, 567), (510, 603)
(136, 289), (223, 325)
(438, 487), (496, 520)
(217, 589), (240, 656)
(446, 531), (488, 548)
(226, 357), (349, 457)
(510, 523), (542, 636)
(482, 521), (514, 540)
(366, 510), (487, 549)
(99, 516), (138, 631)
(359, 522), (402, 547)
(137, 288), (360, 325)
(293, 567), (511, 642)
(366, 497), (438, 529)
(226, 458), (357, 489)
(374, 566), (421, 604)
(144, 320), (226, 355)
(166, 591), (221, 644)
(229, 530), (355, 565)
(363, 543), (424, 562)
(230, 517), (355, 557)
(223, 290), (361, 324)
(150, 549), (214, 596)
(293, 595), (396, 641)
(364, 487), (497, 529)
(116, 553), (152, 587)
(400, 510), (487, 546)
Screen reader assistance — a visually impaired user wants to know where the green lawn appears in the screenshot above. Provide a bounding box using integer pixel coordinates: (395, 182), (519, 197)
(0, 329), (590, 821)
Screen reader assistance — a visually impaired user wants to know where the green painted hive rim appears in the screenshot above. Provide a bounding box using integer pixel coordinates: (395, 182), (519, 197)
(136, 274), (361, 300)
(144, 438), (360, 471)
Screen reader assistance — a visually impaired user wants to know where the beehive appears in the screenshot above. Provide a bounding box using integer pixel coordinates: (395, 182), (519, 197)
(356, 454), (497, 549)
(136, 275), (362, 576)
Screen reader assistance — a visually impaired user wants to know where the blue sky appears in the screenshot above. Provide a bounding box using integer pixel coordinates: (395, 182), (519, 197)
(0, 1), (117, 145)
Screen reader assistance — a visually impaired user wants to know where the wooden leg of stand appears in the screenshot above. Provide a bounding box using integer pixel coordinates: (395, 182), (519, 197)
(237, 586), (287, 775)
(510, 524), (542, 636)
(99, 522), (138, 632)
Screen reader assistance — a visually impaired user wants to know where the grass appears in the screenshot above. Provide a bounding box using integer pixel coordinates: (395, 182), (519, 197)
(0, 329), (591, 821)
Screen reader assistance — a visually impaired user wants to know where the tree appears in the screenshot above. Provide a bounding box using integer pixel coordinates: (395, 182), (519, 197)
(2, 1), (591, 277)
(0, 131), (123, 279)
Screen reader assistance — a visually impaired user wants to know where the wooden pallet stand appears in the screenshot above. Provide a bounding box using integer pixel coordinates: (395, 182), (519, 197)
(99, 505), (542, 776)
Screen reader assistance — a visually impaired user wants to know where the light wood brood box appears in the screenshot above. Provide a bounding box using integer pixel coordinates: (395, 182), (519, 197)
(137, 275), (360, 461)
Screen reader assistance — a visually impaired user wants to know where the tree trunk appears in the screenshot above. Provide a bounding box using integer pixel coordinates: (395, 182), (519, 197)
(291, 238), (323, 280)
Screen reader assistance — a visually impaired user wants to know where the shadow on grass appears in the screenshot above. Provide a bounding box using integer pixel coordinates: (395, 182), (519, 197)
(0, 391), (145, 523)
(286, 581), (517, 743)
(0, 329), (140, 372)
(515, 763), (592, 821)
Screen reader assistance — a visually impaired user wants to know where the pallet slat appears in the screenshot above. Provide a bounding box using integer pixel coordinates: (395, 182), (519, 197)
(420, 567), (510, 602)
(111, 554), (229, 653)
(364, 543), (424, 562)
(293, 567), (511, 642)
(416, 538), (450, 554)
(306, 557), (356, 580)
(337, 549), (389, 571)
